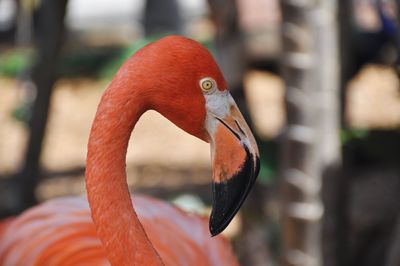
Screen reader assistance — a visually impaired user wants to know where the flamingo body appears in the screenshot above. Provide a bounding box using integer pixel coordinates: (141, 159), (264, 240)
(0, 196), (237, 266)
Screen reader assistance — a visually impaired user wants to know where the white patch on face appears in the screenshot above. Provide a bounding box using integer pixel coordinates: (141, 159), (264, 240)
(205, 89), (230, 118)
(202, 87), (231, 137)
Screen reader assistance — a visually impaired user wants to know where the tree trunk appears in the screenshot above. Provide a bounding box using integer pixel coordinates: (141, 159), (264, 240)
(14, 0), (68, 210)
(280, 1), (341, 266)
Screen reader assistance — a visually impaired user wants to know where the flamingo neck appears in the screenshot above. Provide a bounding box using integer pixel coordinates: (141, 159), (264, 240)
(85, 69), (163, 265)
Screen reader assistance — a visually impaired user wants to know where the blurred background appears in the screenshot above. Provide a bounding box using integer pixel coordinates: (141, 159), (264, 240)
(0, 0), (399, 265)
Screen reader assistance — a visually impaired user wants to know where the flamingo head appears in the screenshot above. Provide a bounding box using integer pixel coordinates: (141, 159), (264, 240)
(133, 36), (260, 236)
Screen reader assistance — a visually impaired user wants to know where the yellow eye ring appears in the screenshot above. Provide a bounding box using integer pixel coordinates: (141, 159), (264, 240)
(200, 78), (215, 92)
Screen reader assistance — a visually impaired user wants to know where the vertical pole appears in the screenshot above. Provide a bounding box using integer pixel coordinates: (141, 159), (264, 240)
(280, 0), (341, 265)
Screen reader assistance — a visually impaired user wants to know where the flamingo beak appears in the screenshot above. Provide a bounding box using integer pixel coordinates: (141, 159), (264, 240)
(207, 98), (260, 236)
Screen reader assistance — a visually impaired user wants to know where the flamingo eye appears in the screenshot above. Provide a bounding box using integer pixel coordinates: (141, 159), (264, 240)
(200, 78), (216, 92)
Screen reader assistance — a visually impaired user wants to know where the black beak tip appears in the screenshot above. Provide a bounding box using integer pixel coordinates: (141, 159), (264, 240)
(209, 147), (259, 236)
(209, 205), (237, 237)
(210, 221), (224, 237)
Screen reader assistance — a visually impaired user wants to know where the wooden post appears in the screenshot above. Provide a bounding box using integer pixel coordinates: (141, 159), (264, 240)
(280, 0), (341, 265)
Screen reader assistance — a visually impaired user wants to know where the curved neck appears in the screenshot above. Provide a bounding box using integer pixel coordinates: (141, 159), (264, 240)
(85, 69), (163, 265)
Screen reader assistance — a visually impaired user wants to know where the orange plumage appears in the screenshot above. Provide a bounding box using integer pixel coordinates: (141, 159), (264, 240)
(0, 197), (237, 265)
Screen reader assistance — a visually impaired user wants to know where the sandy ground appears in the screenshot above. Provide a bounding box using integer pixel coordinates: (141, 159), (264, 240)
(347, 65), (400, 128)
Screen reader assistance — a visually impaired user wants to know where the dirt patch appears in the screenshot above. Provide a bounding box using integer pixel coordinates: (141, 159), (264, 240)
(346, 65), (400, 129)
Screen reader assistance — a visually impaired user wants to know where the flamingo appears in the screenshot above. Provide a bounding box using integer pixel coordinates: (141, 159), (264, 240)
(0, 36), (259, 265)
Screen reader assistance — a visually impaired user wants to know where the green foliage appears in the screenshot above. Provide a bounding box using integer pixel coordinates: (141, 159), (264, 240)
(99, 37), (160, 79)
(256, 140), (278, 184)
(58, 48), (120, 78)
(11, 102), (32, 123)
(258, 161), (275, 184)
(340, 129), (369, 144)
(0, 50), (32, 77)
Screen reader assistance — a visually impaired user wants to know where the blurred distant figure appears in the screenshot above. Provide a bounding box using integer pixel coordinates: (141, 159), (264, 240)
(352, 0), (399, 74)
